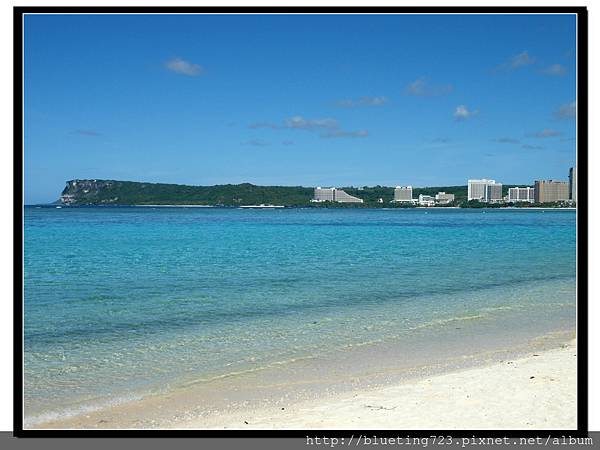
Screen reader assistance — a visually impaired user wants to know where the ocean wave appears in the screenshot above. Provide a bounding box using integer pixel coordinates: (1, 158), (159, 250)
(409, 314), (488, 331)
(176, 354), (319, 388)
(24, 391), (145, 428)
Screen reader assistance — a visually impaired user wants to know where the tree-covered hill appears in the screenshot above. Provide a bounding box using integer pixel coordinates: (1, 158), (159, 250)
(60, 180), (314, 206)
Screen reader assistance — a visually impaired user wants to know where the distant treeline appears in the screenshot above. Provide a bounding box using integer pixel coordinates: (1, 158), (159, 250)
(60, 179), (541, 207)
(61, 180), (314, 206)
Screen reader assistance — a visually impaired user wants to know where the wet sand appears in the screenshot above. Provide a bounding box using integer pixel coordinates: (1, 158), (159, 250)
(32, 332), (576, 430)
(178, 339), (576, 430)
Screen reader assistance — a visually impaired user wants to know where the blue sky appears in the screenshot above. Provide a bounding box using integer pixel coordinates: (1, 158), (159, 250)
(24, 13), (576, 204)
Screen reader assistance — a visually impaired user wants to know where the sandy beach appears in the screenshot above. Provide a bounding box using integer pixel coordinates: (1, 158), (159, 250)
(34, 337), (577, 430)
(175, 340), (577, 430)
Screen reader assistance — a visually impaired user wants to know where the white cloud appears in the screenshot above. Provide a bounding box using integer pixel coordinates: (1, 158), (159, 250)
(286, 116), (367, 138)
(493, 137), (520, 144)
(321, 129), (368, 139)
(453, 105), (478, 121)
(554, 101), (576, 119)
(165, 58), (203, 76)
(405, 78), (453, 96)
(510, 51), (535, 68)
(249, 116), (367, 138)
(284, 116), (338, 130)
(542, 64), (567, 76)
(337, 96), (388, 107)
(495, 51), (536, 72)
(249, 116), (338, 130)
(529, 129), (561, 138)
(406, 79), (426, 96)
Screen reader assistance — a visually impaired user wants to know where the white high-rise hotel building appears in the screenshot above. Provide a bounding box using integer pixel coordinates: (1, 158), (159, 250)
(569, 167), (577, 202)
(508, 187), (535, 203)
(468, 179), (503, 202)
(393, 186), (414, 202)
(312, 187), (363, 203)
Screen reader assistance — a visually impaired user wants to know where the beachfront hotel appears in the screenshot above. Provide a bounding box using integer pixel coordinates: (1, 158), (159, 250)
(418, 194), (436, 206)
(312, 187), (363, 203)
(393, 186), (414, 202)
(486, 183), (503, 202)
(508, 187), (535, 203)
(569, 167), (577, 202)
(313, 187), (335, 202)
(468, 179), (503, 202)
(534, 180), (570, 203)
(435, 192), (455, 204)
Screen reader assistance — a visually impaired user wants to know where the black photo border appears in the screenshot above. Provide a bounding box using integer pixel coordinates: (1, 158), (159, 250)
(13, 5), (589, 439)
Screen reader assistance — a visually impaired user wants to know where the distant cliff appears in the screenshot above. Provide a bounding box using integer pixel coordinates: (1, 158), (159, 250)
(60, 180), (119, 205)
(59, 179), (314, 206)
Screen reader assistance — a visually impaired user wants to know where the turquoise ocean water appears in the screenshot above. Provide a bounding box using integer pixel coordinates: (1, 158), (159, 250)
(23, 207), (576, 425)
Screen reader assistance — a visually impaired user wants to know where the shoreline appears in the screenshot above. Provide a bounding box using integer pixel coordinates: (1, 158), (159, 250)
(28, 204), (576, 210)
(29, 329), (576, 430)
(180, 339), (576, 430)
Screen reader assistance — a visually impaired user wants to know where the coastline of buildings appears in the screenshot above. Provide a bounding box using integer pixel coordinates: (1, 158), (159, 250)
(311, 167), (577, 208)
(391, 187), (455, 207)
(56, 169), (577, 208)
(390, 186), (455, 206)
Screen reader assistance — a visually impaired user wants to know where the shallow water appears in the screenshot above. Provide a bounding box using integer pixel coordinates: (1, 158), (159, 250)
(23, 207), (577, 426)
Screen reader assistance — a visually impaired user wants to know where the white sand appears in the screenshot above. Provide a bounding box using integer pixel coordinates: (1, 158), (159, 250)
(177, 340), (577, 430)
